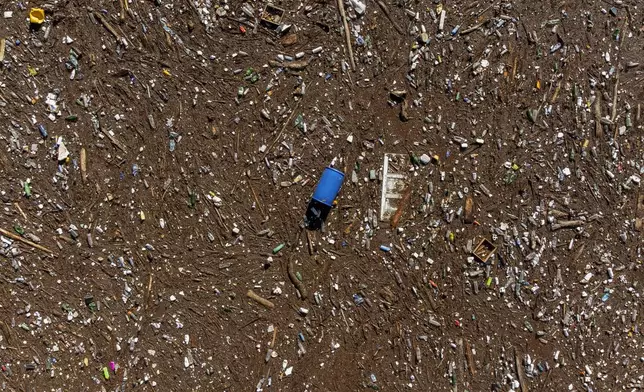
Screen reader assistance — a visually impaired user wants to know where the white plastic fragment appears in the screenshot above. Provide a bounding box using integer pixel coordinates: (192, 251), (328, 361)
(580, 273), (593, 284)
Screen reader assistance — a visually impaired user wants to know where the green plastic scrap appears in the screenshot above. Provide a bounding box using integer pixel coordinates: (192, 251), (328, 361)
(24, 181), (32, 197)
(87, 301), (98, 313)
(187, 189), (197, 209)
(272, 243), (285, 254)
(244, 68), (259, 83)
(294, 113), (304, 130)
(503, 170), (518, 184)
(526, 109), (537, 123)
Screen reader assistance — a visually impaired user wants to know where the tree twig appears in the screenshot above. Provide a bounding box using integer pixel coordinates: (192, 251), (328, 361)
(80, 148), (87, 182)
(594, 93), (603, 138)
(338, 0), (356, 70)
(612, 19), (628, 139)
(287, 257), (308, 299)
(515, 348), (529, 392)
(0, 228), (54, 255)
(376, 1), (404, 35)
(263, 102), (300, 159)
(247, 290), (275, 309)
(550, 220), (585, 231)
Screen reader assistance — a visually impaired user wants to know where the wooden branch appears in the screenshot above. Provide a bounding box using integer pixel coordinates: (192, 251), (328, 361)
(80, 148), (87, 182)
(376, 1), (404, 35)
(0, 228), (54, 255)
(338, 0), (356, 70)
(93, 11), (122, 41)
(246, 290), (275, 309)
(0, 38), (5, 62)
(551, 220), (585, 231)
(594, 93), (603, 138)
(287, 257), (308, 299)
(515, 348), (529, 392)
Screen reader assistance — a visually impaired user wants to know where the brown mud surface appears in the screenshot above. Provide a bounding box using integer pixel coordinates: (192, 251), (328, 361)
(0, 0), (643, 391)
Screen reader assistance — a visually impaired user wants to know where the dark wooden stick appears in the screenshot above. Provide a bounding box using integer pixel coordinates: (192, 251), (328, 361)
(338, 0), (356, 70)
(287, 257), (308, 299)
(247, 290), (274, 309)
(0, 228), (54, 255)
(376, 1), (404, 35)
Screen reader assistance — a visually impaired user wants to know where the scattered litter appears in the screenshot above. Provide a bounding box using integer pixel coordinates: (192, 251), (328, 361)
(0, 1), (641, 391)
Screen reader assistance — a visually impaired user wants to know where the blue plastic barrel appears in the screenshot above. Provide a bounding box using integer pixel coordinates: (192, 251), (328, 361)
(312, 167), (345, 207)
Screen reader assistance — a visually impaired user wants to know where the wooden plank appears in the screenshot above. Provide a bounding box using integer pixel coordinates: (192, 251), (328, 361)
(635, 194), (644, 232)
(0, 38), (5, 62)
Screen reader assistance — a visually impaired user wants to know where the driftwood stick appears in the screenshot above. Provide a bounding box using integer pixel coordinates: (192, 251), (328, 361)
(612, 70), (620, 139)
(93, 11), (122, 40)
(0, 228), (54, 255)
(550, 220), (585, 231)
(268, 58), (311, 71)
(338, 0), (356, 70)
(246, 290), (275, 309)
(461, 21), (485, 35)
(0, 38), (5, 62)
(376, 1), (404, 35)
(612, 20), (628, 138)
(263, 101), (300, 159)
(287, 257), (308, 299)
(80, 148), (87, 182)
(515, 348), (529, 392)
(14, 203), (27, 221)
(306, 230), (314, 255)
(594, 94), (603, 138)
(465, 340), (476, 376)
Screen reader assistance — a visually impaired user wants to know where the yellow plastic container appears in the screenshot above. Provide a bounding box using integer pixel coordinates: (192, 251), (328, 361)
(29, 8), (45, 24)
